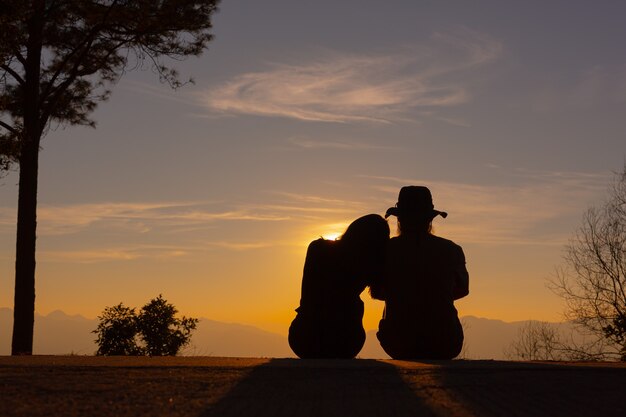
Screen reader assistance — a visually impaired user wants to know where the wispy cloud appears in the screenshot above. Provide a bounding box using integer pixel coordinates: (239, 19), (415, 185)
(7, 168), (600, 260)
(0, 192), (370, 263)
(202, 28), (501, 123)
(39, 240), (276, 263)
(270, 191), (365, 207)
(285, 137), (396, 151)
(205, 241), (274, 251)
(40, 244), (190, 263)
(364, 168), (609, 245)
(0, 202), (289, 236)
(42, 249), (143, 263)
(260, 191), (368, 221)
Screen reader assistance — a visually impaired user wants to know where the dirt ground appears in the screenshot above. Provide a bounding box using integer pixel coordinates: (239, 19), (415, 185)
(1, 356), (625, 417)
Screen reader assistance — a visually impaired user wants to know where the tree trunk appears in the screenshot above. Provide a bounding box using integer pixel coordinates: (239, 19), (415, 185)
(11, 144), (39, 355)
(11, 0), (44, 355)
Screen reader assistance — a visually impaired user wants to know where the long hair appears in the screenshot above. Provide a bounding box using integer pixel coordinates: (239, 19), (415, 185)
(340, 214), (389, 244)
(397, 213), (433, 236)
(338, 214), (389, 289)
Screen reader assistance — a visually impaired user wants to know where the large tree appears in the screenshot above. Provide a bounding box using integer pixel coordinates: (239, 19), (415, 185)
(0, 0), (219, 355)
(550, 165), (626, 361)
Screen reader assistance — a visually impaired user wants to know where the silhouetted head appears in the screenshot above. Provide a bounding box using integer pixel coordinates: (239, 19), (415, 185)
(338, 214), (390, 282)
(385, 186), (447, 235)
(341, 214), (389, 244)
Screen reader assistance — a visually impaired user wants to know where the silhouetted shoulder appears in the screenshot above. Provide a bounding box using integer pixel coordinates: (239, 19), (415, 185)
(306, 238), (334, 256)
(303, 238), (336, 270)
(427, 235), (463, 251)
(388, 235), (461, 249)
(388, 235), (464, 262)
(429, 235), (466, 262)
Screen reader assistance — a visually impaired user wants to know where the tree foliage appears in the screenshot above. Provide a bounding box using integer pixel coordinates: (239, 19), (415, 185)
(1, 0), (219, 165)
(1, 0), (219, 355)
(93, 303), (142, 356)
(137, 294), (199, 356)
(93, 295), (198, 356)
(549, 166), (626, 361)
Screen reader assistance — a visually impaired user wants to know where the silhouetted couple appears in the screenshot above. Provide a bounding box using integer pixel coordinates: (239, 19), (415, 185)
(288, 186), (469, 360)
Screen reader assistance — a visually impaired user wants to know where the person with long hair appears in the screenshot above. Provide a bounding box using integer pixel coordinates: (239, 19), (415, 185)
(288, 214), (390, 358)
(372, 186), (469, 359)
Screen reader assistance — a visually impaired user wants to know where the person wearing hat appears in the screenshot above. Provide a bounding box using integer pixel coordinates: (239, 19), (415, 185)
(288, 214), (390, 358)
(372, 186), (469, 359)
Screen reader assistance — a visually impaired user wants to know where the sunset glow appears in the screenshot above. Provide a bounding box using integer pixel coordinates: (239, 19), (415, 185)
(321, 232), (341, 241)
(2, 0), (626, 352)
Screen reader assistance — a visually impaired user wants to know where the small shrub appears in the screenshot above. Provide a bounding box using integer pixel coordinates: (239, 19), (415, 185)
(93, 303), (142, 356)
(93, 295), (198, 356)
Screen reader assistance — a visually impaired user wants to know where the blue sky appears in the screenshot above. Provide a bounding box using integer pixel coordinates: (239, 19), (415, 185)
(1, 0), (625, 335)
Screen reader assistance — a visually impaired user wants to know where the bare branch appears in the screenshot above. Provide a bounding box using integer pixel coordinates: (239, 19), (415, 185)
(12, 48), (27, 67)
(548, 165), (626, 360)
(1, 64), (25, 85)
(0, 120), (17, 134)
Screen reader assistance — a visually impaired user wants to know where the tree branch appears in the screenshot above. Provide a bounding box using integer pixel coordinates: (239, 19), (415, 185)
(10, 46), (27, 67)
(40, 0), (122, 101)
(38, 36), (134, 131)
(1, 64), (25, 85)
(0, 120), (17, 134)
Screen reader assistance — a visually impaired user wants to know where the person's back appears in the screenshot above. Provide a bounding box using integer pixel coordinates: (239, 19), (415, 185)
(375, 186), (469, 360)
(378, 234), (468, 359)
(289, 214), (389, 359)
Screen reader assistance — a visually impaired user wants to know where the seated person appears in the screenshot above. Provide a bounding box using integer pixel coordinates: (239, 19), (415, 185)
(289, 214), (390, 359)
(372, 186), (469, 360)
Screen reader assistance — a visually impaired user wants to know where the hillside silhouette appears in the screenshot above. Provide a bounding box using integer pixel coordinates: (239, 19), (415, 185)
(1, 308), (582, 359)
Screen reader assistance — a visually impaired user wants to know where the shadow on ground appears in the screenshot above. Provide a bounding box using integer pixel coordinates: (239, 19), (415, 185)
(396, 360), (626, 417)
(1, 357), (625, 417)
(202, 359), (626, 417)
(200, 358), (436, 417)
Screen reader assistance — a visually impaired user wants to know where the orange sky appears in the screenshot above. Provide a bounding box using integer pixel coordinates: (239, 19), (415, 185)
(2, 0), (626, 339)
(0, 181), (609, 336)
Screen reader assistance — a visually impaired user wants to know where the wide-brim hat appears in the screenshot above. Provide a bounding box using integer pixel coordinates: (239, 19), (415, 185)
(385, 186), (448, 219)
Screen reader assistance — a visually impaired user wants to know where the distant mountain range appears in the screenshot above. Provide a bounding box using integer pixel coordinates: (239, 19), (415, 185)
(0, 308), (573, 359)
(0, 308), (293, 357)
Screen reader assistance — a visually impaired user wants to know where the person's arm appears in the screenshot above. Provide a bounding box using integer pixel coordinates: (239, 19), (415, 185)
(299, 239), (325, 308)
(452, 246), (469, 300)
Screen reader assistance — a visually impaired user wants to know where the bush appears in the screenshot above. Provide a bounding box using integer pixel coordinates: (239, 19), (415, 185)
(93, 295), (198, 356)
(137, 295), (199, 356)
(93, 303), (142, 356)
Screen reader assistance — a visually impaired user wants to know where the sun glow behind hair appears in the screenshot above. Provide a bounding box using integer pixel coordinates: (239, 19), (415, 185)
(322, 232), (341, 241)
